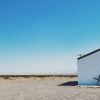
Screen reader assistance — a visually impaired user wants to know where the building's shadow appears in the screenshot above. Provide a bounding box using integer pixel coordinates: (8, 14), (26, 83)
(58, 81), (78, 86)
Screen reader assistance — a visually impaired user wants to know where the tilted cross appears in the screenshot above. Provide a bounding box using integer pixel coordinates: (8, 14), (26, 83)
(93, 75), (100, 86)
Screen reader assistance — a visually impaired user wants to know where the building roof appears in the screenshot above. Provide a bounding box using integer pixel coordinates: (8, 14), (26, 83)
(78, 48), (100, 60)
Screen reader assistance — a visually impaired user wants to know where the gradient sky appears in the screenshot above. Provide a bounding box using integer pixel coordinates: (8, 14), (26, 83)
(0, 0), (100, 74)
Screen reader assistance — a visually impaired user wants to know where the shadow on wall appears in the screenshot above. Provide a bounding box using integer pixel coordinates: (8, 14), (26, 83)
(58, 81), (78, 86)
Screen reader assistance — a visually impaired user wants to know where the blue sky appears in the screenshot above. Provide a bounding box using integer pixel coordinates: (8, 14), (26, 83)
(0, 0), (100, 74)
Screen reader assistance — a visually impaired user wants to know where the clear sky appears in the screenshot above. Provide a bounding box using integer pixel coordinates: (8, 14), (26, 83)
(0, 0), (100, 74)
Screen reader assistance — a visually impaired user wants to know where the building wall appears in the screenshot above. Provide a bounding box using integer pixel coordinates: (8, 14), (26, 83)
(78, 51), (100, 85)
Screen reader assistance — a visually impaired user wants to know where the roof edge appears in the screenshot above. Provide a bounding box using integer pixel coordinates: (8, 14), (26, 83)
(78, 48), (100, 60)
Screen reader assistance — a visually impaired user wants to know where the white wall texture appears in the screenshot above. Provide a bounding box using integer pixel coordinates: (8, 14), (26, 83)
(78, 51), (100, 85)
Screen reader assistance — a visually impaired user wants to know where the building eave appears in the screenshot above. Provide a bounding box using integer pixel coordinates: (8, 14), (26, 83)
(78, 48), (100, 60)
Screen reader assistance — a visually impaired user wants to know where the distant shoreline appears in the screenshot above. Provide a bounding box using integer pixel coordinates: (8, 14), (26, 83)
(0, 74), (77, 78)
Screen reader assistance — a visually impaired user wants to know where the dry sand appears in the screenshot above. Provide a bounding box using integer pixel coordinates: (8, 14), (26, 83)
(0, 77), (99, 100)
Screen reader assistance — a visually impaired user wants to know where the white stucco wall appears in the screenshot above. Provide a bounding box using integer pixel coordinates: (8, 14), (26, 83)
(78, 51), (100, 85)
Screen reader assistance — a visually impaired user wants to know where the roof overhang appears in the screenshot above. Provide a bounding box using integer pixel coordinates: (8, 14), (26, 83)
(78, 48), (100, 60)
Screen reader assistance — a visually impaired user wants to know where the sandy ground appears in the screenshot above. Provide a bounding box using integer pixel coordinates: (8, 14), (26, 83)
(0, 77), (100, 100)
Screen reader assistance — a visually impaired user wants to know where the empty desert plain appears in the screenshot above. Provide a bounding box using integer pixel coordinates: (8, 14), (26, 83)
(0, 76), (99, 100)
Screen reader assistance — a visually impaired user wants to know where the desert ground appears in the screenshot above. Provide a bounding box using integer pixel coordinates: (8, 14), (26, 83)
(0, 76), (100, 100)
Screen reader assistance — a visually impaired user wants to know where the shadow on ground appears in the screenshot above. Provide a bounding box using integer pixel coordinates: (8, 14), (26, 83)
(58, 81), (78, 86)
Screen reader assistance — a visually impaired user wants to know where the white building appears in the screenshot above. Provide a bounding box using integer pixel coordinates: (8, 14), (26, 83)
(77, 49), (100, 85)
